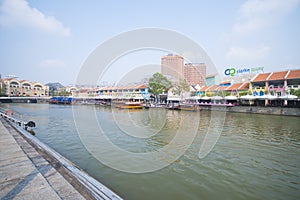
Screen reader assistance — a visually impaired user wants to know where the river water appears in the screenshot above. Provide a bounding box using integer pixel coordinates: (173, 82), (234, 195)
(1, 103), (300, 200)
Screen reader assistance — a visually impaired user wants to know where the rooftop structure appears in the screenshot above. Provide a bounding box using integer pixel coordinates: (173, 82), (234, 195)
(225, 82), (249, 91)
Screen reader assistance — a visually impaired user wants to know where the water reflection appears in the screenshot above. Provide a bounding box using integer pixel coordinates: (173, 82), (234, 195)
(73, 105), (200, 173)
(1, 103), (299, 199)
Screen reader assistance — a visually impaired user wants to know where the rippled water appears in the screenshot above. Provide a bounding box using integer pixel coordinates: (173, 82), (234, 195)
(1, 103), (300, 200)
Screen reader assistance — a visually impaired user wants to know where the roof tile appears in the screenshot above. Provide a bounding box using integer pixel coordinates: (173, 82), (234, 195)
(267, 71), (288, 81)
(252, 73), (271, 82)
(286, 69), (300, 79)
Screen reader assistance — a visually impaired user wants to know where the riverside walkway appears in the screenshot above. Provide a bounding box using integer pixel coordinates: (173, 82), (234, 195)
(0, 119), (85, 200)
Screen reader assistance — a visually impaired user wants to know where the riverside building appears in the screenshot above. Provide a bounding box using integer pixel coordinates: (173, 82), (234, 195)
(1, 77), (49, 97)
(197, 69), (300, 104)
(73, 84), (150, 100)
(250, 69), (300, 96)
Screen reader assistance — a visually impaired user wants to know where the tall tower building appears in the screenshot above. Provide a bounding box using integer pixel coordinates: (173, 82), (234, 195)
(184, 63), (206, 86)
(161, 54), (184, 82)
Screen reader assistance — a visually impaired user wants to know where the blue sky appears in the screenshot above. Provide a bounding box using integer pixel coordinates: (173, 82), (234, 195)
(0, 0), (299, 85)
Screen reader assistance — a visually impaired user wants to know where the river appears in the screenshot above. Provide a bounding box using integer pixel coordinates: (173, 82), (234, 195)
(1, 103), (300, 200)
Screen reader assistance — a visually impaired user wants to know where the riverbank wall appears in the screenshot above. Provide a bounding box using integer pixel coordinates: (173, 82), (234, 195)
(1, 99), (300, 117)
(0, 113), (123, 200)
(0, 97), (49, 103)
(200, 106), (300, 117)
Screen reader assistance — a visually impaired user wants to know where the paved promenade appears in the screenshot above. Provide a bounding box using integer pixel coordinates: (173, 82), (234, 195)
(0, 119), (85, 200)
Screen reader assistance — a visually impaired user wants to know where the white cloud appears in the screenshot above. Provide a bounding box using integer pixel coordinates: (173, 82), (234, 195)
(0, 0), (70, 36)
(226, 45), (270, 61)
(234, 0), (300, 34)
(40, 59), (66, 69)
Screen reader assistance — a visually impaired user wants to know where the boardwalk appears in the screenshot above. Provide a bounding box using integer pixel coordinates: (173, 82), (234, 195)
(0, 119), (85, 200)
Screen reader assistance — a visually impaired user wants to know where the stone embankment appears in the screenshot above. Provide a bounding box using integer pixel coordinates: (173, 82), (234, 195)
(0, 116), (123, 200)
(200, 106), (300, 116)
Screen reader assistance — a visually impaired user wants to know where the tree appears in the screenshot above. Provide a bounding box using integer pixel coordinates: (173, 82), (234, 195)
(174, 78), (190, 97)
(148, 72), (172, 102)
(290, 89), (300, 97)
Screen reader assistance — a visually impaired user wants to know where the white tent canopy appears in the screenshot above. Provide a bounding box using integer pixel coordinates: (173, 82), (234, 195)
(167, 97), (182, 101)
(187, 96), (200, 100)
(240, 95), (258, 100)
(211, 96), (223, 100)
(225, 95), (238, 100)
(258, 94), (278, 100)
(279, 95), (298, 100)
(200, 96), (211, 100)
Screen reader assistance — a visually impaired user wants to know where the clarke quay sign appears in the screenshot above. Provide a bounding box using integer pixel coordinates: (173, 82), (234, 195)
(224, 67), (264, 76)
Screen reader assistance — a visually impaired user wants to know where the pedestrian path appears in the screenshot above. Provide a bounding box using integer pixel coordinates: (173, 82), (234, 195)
(0, 119), (86, 200)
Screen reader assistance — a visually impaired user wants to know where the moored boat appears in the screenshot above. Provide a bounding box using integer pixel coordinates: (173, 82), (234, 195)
(179, 104), (201, 111)
(120, 102), (143, 109)
(49, 97), (75, 105)
(167, 104), (180, 110)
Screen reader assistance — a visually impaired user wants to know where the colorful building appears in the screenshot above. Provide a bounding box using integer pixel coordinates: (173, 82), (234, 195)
(196, 69), (300, 98)
(250, 69), (300, 96)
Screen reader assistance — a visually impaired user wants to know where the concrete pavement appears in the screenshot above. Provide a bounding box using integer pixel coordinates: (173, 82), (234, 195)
(0, 119), (86, 200)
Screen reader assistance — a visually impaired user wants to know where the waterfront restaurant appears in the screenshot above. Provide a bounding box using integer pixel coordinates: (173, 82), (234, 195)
(250, 69), (300, 95)
(1, 77), (49, 97)
(249, 69), (300, 106)
(193, 69), (300, 107)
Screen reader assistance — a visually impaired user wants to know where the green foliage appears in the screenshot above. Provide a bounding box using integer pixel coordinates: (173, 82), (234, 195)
(53, 91), (71, 96)
(148, 73), (172, 97)
(224, 91), (231, 96)
(238, 91), (249, 96)
(290, 89), (300, 97)
(174, 79), (190, 96)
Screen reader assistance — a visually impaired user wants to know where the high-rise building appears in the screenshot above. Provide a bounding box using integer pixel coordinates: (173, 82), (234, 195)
(161, 54), (184, 82)
(184, 63), (206, 86)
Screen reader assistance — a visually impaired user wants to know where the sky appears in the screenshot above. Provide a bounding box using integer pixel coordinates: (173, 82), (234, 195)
(0, 0), (300, 85)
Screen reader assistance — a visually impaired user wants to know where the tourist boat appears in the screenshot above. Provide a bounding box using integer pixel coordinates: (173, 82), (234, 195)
(120, 102), (143, 109)
(95, 101), (107, 106)
(143, 103), (166, 109)
(167, 103), (180, 110)
(179, 104), (201, 111)
(49, 97), (76, 105)
(143, 103), (150, 109)
(112, 101), (126, 108)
